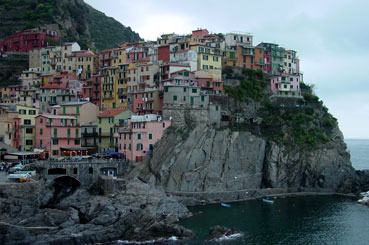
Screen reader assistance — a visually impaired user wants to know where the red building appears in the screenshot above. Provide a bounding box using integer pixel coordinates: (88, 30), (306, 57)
(158, 45), (170, 62)
(0, 28), (59, 53)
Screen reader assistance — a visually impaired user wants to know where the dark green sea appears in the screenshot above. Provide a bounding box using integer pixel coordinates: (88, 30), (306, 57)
(179, 196), (369, 244)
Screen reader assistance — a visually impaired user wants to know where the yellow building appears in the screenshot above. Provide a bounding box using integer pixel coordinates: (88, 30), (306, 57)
(222, 50), (238, 67)
(191, 44), (222, 81)
(75, 50), (98, 80)
(97, 108), (132, 152)
(111, 47), (127, 67)
(16, 105), (39, 151)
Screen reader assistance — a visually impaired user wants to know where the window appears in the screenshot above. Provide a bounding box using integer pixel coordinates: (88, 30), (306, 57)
(290, 77), (294, 81)
(53, 139), (58, 145)
(29, 110), (36, 115)
(63, 107), (66, 114)
(284, 84), (287, 88)
(19, 109), (26, 114)
(164, 87), (168, 92)
(67, 129), (71, 138)
(192, 88), (197, 93)
(74, 139), (80, 145)
(173, 95), (177, 101)
(137, 133), (141, 140)
(201, 96), (204, 102)
(213, 56), (218, 62)
(24, 119), (31, 125)
(203, 55), (208, 60)
(136, 143), (143, 151)
(52, 150), (59, 156)
(76, 107), (80, 114)
(99, 118), (102, 124)
(148, 133), (152, 140)
(40, 140), (43, 146)
(26, 128), (33, 134)
(183, 96), (186, 101)
(89, 167), (93, 174)
(202, 65), (208, 70)
(163, 122), (166, 128)
(26, 140), (33, 145)
(40, 118), (43, 123)
(73, 168), (77, 174)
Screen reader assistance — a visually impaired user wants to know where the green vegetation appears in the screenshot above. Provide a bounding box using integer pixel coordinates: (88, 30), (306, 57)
(224, 68), (267, 102)
(0, 0), (141, 50)
(260, 94), (337, 147)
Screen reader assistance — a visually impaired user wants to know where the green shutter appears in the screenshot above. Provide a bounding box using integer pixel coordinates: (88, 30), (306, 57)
(76, 107), (79, 114)
(149, 134), (152, 140)
(54, 128), (57, 137)
(75, 129), (79, 137)
(63, 107), (66, 114)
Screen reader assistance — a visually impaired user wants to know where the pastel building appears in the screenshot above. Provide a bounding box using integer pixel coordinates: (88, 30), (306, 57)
(35, 114), (81, 158)
(118, 114), (171, 162)
(12, 105), (39, 151)
(58, 101), (99, 125)
(130, 88), (162, 115)
(225, 33), (253, 48)
(270, 74), (302, 98)
(98, 108), (132, 153)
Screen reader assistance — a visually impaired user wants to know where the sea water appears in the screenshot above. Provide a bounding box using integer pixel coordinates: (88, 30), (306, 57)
(179, 196), (369, 244)
(178, 139), (369, 244)
(345, 139), (369, 170)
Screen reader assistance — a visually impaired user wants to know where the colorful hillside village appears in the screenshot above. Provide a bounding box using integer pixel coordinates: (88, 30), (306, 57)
(0, 28), (304, 162)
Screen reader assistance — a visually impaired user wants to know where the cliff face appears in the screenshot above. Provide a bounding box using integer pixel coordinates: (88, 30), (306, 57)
(139, 69), (358, 194)
(148, 125), (266, 192)
(145, 123), (356, 194)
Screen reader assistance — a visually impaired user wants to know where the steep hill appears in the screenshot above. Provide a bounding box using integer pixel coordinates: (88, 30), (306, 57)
(133, 68), (358, 203)
(0, 0), (141, 50)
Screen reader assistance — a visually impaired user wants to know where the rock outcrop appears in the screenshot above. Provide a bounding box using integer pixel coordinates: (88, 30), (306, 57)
(145, 125), (266, 192)
(141, 121), (357, 195)
(0, 178), (193, 244)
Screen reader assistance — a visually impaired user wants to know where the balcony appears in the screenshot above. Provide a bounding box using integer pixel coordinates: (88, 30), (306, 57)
(82, 132), (98, 137)
(48, 101), (57, 106)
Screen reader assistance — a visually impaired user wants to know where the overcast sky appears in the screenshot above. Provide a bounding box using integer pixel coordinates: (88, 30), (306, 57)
(85, 0), (369, 139)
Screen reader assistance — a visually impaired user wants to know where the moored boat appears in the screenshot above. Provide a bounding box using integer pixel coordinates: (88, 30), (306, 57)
(262, 198), (274, 204)
(221, 203), (231, 208)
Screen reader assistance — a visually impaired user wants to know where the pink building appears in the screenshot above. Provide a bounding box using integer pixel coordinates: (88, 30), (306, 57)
(270, 74), (302, 97)
(35, 114), (81, 158)
(118, 115), (171, 162)
(130, 88), (162, 115)
(192, 29), (209, 37)
(126, 46), (150, 64)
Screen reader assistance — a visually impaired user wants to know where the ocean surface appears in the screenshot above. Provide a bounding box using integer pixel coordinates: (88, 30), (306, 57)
(177, 139), (369, 244)
(179, 196), (369, 244)
(345, 139), (369, 170)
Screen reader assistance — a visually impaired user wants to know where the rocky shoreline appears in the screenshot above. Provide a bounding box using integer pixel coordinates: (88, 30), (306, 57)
(0, 173), (367, 244)
(0, 178), (194, 245)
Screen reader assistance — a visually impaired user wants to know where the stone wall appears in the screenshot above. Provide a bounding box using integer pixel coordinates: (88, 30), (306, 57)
(163, 104), (220, 128)
(167, 187), (337, 206)
(37, 160), (127, 187)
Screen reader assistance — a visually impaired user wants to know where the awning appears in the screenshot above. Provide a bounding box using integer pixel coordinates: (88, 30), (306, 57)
(104, 150), (123, 155)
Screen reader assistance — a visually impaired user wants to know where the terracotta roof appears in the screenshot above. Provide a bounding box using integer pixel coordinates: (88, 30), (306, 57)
(98, 108), (128, 117)
(41, 84), (67, 90)
(75, 50), (96, 57)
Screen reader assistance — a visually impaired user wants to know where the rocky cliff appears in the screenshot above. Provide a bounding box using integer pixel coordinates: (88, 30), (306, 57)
(136, 69), (358, 196)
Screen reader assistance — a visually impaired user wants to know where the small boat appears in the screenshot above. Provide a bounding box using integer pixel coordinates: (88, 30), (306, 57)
(221, 203), (231, 208)
(262, 198), (274, 204)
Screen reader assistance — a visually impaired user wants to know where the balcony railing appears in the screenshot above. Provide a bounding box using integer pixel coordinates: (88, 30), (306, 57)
(82, 132), (98, 137)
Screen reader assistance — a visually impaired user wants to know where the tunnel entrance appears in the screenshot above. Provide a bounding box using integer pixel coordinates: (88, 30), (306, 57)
(41, 176), (81, 208)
